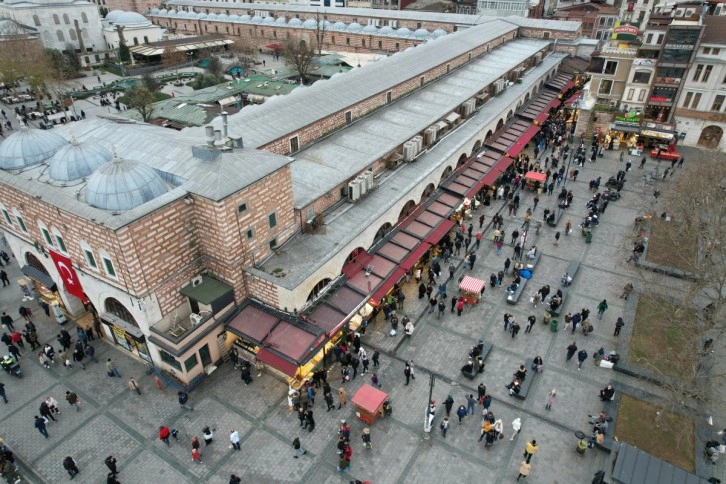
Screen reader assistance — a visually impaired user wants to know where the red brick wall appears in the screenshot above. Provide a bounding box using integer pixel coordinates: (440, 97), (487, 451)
(245, 272), (280, 308)
(108, 0), (160, 14)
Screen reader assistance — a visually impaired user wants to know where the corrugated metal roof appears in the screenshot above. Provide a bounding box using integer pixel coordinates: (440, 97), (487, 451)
(182, 20), (518, 148)
(613, 443), (709, 484)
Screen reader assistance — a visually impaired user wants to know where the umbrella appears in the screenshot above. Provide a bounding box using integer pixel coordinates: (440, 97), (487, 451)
(519, 270), (532, 279)
(265, 43), (282, 51)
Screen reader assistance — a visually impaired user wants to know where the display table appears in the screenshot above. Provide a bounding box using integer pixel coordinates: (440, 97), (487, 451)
(350, 384), (389, 424)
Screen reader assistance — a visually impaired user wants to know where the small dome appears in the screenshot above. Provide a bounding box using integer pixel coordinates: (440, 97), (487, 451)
(157, 9), (168, 16)
(347, 22), (362, 32)
(0, 129), (68, 170)
(217, 13), (229, 20)
(239, 15), (251, 22)
(333, 21), (347, 30)
(362, 24), (377, 33)
(250, 15), (263, 24)
(177, 11), (189, 19)
(150, 8), (160, 14)
(105, 10), (124, 22)
(396, 27), (412, 37)
(433, 28), (447, 38)
(414, 28), (430, 38)
(378, 26), (394, 35)
(48, 140), (112, 182)
(196, 12), (207, 19)
(303, 18), (318, 28)
(262, 16), (275, 24)
(321, 20), (333, 29)
(228, 14), (240, 21)
(275, 17), (286, 25)
(166, 9), (177, 17)
(109, 11), (152, 25)
(207, 12), (218, 20)
(288, 18), (302, 27)
(85, 157), (168, 211)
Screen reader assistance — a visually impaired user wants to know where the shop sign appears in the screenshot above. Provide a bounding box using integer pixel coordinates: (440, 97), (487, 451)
(655, 76), (680, 84)
(664, 43), (694, 50)
(649, 97), (672, 103)
(614, 25), (638, 35)
(634, 59), (654, 66)
(614, 110), (641, 125)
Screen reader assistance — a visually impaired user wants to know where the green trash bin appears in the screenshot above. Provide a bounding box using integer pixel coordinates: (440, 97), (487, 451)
(585, 232), (593, 244)
(550, 319), (559, 332)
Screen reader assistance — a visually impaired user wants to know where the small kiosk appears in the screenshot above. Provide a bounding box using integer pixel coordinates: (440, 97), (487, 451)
(458, 276), (486, 305)
(524, 171), (546, 192)
(351, 384), (389, 424)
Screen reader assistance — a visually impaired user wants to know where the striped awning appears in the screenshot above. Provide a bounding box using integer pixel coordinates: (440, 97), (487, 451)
(459, 276), (486, 294)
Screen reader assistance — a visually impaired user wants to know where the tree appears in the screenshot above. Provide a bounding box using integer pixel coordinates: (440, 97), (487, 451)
(204, 54), (223, 78)
(231, 38), (258, 69)
(283, 36), (316, 84)
(141, 73), (161, 93)
(161, 45), (187, 82)
(121, 85), (156, 122)
(0, 27), (50, 94)
(118, 43), (131, 64)
(312, 10), (328, 56)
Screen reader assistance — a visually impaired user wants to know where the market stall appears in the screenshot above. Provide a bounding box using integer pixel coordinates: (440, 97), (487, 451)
(351, 384), (389, 424)
(459, 276), (486, 305)
(524, 171), (546, 192)
(650, 143), (680, 161)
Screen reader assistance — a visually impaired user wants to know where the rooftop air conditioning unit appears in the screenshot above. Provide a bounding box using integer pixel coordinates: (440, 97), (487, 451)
(403, 141), (417, 162)
(493, 79), (506, 95)
(424, 126), (438, 146)
(191, 276), (203, 287)
(535, 52), (543, 64)
(190, 313), (203, 326)
(348, 179), (361, 202)
(357, 175), (368, 196)
(674, 8), (684, 16)
(412, 135), (423, 154)
(462, 98), (476, 117)
(363, 170), (374, 191)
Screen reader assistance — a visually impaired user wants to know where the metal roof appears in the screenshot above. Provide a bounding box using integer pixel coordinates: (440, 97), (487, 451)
(48, 139), (113, 182)
(117, 98), (214, 126)
(85, 157), (170, 211)
(0, 129), (68, 170)
(612, 443), (709, 484)
(182, 20), (518, 148)
(291, 39), (550, 209)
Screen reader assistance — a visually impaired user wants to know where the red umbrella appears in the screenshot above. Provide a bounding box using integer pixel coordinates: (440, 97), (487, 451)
(265, 43), (282, 51)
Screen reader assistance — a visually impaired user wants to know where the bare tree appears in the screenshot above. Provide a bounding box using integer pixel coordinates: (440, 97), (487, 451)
(283, 35), (316, 84)
(121, 85), (156, 122)
(0, 26), (49, 94)
(312, 10), (328, 56)
(231, 37), (258, 69)
(161, 46), (187, 83)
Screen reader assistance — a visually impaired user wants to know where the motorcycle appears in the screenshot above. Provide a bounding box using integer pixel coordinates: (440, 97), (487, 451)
(602, 190), (621, 201)
(605, 177), (624, 190)
(1, 355), (21, 378)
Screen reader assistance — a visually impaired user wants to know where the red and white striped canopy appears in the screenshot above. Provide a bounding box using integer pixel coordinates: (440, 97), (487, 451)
(459, 276), (486, 294)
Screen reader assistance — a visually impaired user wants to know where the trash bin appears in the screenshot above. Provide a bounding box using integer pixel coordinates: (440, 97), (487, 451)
(576, 438), (588, 456)
(543, 312), (552, 325)
(550, 319), (559, 332)
(585, 232), (593, 244)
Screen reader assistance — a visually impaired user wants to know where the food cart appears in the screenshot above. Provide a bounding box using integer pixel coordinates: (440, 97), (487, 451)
(524, 171), (546, 192)
(458, 276), (486, 305)
(650, 143), (680, 161)
(350, 384), (389, 424)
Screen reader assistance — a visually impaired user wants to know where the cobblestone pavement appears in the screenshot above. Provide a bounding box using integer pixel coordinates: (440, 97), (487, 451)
(0, 144), (718, 484)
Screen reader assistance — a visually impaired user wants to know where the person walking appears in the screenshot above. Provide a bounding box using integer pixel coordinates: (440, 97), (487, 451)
(545, 389), (556, 410)
(362, 428), (372, 449)
(614, 317), (625, 336)
(554, 231), (560, 246)
(444, 394), (454, 417)
(517, 460), (532, 481)
(128, 377), (141, 395)
(0, 270), (7, 287)
(566, 342), (577, 362)
(84, 344), (97, 363)
(510, 417), (521, 441)
(372, 350), (379, 367)
(35, 415), (49, 438)
(105, 456), (119, 476)
(177, 391), (194, 411)
(577, 349), (588, 370)
(466, 394), (476, 416)
(292, 437), (306, 458)
(106, 358), (120, 377)
(440, 417), (450, 438)
(457, 298), (465, 316)
(337, 387), (347, 409)
(404, 362), (412, 385)
(596, 299), (608, 319)
(523, 439), (539, 463)
(39, 400), (56, 422)
(456, 404), (467, 425)
(72, 348), (85, 369)
(0, 382), (6, 404)
(65, 391), (80, 411)
(159, 426), (172, 446)
(565, 219), (572, 236)
(10, 331), (23, 349)
(229, 429), (241, 450)
(46, 396), (60, 417)
(63, 456), (80, 479)
(504, 257), (511, 274)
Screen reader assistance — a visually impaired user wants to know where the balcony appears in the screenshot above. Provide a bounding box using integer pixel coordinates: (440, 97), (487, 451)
(599, 46), (639, 57)
(654, 76), (681, 86)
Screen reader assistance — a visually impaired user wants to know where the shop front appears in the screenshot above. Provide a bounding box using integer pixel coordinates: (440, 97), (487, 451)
(606, 111), (643, 150)
(21, 252), (66, 308)
(101, 311), (153, 363)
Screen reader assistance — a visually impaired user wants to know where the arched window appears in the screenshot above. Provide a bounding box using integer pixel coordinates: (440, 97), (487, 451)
(12, 209), (27, 233)
(69, 29), (77, 41)
(80, 241), (98, 270)
(81, 12), (88, 23)
(37, 221), (53, 247)
(26, 253), (50, 276)
(63, 14), (70, 25)
(43, 30), (51, 43)
(0, 201), (12, 227)
(82, 28), (89, 40)
(133, 37), (139, 45)
(51, 227), (67, 253)
(57, 30), (65, 42)
(33, 15), (41, 26)
(53, 14), (60, 25)
(104, 298), (137, 326)
(144, 36), (149, 43)
(99, 250), (117, 278)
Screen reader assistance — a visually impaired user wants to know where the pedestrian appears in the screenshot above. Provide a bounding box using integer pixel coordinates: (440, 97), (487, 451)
(566, 342), (577, 362)
(437, 299), (446, 318)
(35, 415), (49, 438)
(128, 377), (141, 395)
(614, 317), (625, 336)
(72, 348), (85, 369)
(456, 404), (467, 425)
(304, 409), (315, 432)
(545, 389), (556, 410)
(404, 362), (411, 385)
(178, 391), (194, 411)
(444, 394), (454, 417)
(597, 299), (608, 319)
(227, 429), (241, 450)
(510, 417), (521, 441)
(76, 327), (88, 347)
(192, 446), (202, 464)
(626, 160), (632, 171)
(63, 456), (80, 479)
(229, 475), (241, 484)
(565, 219), (572, 236)
(338, 387), (347, 409)
(0, 382), (6, 404)
(65, 391), (80, 411)
(577, 349), (588, 370)
(479, 214), (485, 228)
(525, 315), (535, 333)
(554, 231), (560, 246)
(504, 257), (511, 274)
(523, 439), (539, 463)
(457, 298), (464, 316)
(362, 428), (372, 449)
(105, 456), (119, 476)
(292, 436), (306, 458)
(372, 350), (379, 367)
(84, 344), (97, 363)
(159, 426), (171, 446)
(467, 394), (476, 415)
(440, 417), (450, 437)
(10, 331), (23, 349)
(106, 358), (120, 377)
(451, 295), (458, 313)
(517, 460), (532, 481)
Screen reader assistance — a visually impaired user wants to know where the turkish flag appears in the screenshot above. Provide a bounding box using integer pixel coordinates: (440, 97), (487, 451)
(49, 249), (86, 301)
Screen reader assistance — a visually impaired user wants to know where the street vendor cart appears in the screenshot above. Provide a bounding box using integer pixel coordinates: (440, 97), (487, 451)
(351, 384), (389, 424)
(524, 171), (547, 192)
(459, 276), (486, 305)
(650, 143), (680, 161)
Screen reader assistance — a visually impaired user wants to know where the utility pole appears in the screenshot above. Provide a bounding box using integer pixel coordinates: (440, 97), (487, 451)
(423, 373), (435, 439)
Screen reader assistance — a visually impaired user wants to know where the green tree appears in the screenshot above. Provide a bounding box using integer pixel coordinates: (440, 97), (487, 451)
(118, 43), (131, 63)
(204, 55), (223, 78)
(121, 85), (156, 122)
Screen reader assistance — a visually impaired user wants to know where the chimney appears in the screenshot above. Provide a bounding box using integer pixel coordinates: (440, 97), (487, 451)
(204, 125), (214, 146)
(221, 112), (228, 138)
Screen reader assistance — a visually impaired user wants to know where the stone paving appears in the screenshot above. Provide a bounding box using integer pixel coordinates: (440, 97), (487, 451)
(0, 143), (719, 484)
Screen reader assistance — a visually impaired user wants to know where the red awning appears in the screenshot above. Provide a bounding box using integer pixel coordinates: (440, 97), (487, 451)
(561, 80), (575, 92)
(519, 124), (540, 146)
(399, 242), (432, 271)
(459, 276), (486, 293)
(369, 268), (406, 304)
(256, 348), (298, 377)
(351, 384), (388, 413)
(564, 90), (583, 108)
(534, 111), (549, 125)
(425, 219), (454, 245)
(525, 171), (546, 182)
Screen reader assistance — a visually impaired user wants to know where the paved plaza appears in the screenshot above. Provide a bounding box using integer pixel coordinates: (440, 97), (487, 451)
(0, 129), (718, 484)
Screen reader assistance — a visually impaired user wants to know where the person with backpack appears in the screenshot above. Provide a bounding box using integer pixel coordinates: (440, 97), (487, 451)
(177, 391), (193, 411)
(292, 437), (306, 458)
(362, 428), (372, 449)
(63, 456), (80, 479)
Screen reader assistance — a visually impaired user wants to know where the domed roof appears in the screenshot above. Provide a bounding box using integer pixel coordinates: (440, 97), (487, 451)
(105, 10), (125, 22)
(362, 24), (377, 33)
(108, 11), (151, 25)
(347, 22), (362, 32)
(332, 21), (347, 30)
(0, 129), (68, 170)
(166, 9), (177, 17)
(321, 20), (333, 29)
(432, 28), (447, 38)
(218, 13), (230, 20)
(150, 8), (160, 14)
(414, 28), (430, 38)
(303, 18), (318, 28)
(378, 26), (394, 35)
(228, 14), (240, 21)
(262, 16), (275, 24)
(48, 139), (112, 182)
(177, 10), (189, 18)
(250, 15), (263, 24)
(396, 27), (412, 37)
(196, 12), (207, 19)
(206, 12), (218, 20)
(239, 14), (251, 22)
(275, 17), (286, 25)
(288, 18), (302, 27)
(85, 157), (168, 211)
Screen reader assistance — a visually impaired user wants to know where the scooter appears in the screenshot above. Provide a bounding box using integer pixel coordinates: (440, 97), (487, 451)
(602, 190), (621, 201)
(1, 355), (21, 378)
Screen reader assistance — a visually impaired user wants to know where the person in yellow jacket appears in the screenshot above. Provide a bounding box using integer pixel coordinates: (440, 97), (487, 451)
(478, 421), (492, 442)
(523, 439), (539, 463)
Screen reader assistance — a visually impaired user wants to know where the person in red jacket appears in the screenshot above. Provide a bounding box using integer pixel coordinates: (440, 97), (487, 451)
(159, 426), (171, 446)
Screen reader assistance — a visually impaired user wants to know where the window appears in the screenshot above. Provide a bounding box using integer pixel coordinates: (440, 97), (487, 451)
(447, 63), (450, 73)
(362, 39), (365, 47)
(345, 111), (352, 124)
(598, 79), (613, 95)
(184, 354), (199, 372)
(268, 212), (278, 228)
(100, 251), (116, 278)
(289, 136), (299, 153)
(543, 32), (550, 40)
(693, 64), (704, 82)
(378, 40), (382, 49)
(237, 202), (248, 214)
(33, 15), (41, 26)
(692, 92), (702, 109)
(712, 95), (725, 112)
(395, 42), (399, 51)
(702, 65), (713, 83)
(41, 227), (53, 246)
(269, 238), (278, 250)
(340, 186), (347, 199)
(703, 47), (711, 55)
(386, 91), (392, 103)
(1, 209), (11, 226)
(627, 89), (634, 101)
(420, 76), (424, 87)
(13, 210), (27, 233)
(646, 33), (653, 44)
(57, 30), (65, 42)
(63, 14), (70, 25)
(346, 37), (350, 45)
(81, 242), (97, 269)
(713, 48), (721, 55)
(603, 61), (617, 75)
(632, 70), (651, 84)
(69, 29), (77, 41)
(599, 17), (606, 26)
(245, 228), (254, 240)
(160, 350), (182, 371)
(81, 12), (88, 23)
(638, 90), (645, 101)
(682, 91), (693, 108)
(52, 228), (67, 253)
(468, 52), (472, 61)
(53, 14), (60, 25)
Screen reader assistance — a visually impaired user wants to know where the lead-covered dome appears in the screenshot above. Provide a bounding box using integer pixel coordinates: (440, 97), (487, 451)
(108, 11), (151, 25)
(85, 156), (168, 211)
(48, 139), (112, 182)
(0, 129), (68, 170)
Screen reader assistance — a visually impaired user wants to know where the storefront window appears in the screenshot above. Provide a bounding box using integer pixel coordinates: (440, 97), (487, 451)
(184, 354), (199, 372)
(160, 350), (182, 371)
